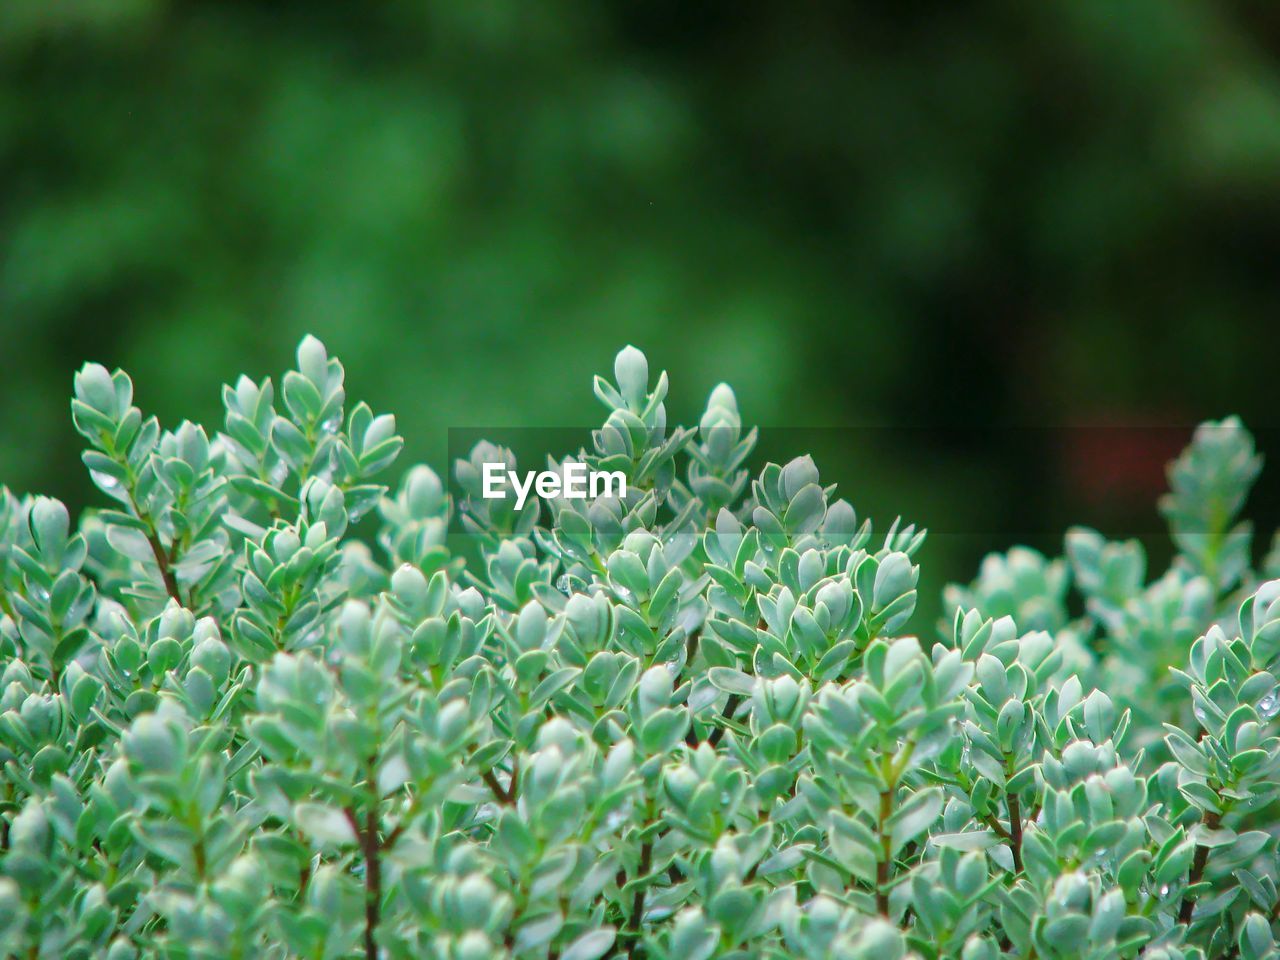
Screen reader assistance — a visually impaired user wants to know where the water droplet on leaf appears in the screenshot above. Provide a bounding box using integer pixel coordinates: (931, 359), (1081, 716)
(1258, 689), (1280, 720)
(91, 471), (121, 492)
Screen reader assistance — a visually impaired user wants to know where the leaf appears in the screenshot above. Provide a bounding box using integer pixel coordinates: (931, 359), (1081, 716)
(888, 787), (943, 855)
(931, 831), (1000, 851)
(514, 913), (563, 953)
(560, 928), (616, 960)
(294, 804), (356, 846)
(707, 667), (755, 696)
(531, 667), (580, 707)
(376, 754), (410, 796)
(106, 527), (158, 565)
(783, 483), (826, 534)
(828, 812), (877, 884)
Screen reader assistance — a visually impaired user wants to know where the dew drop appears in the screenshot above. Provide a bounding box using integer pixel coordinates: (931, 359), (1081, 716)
(1258, 689), (1280, 720)
(556, 574), (572, 593)
(1159, 884), (1170, 897)
(320, 416), (341, 435)
(90, 471), (121, 492)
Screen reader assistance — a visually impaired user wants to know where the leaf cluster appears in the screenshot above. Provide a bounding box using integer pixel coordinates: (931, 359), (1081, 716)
(1, 341), (1279, 960)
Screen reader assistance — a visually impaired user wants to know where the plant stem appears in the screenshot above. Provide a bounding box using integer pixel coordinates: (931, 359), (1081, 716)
(344, 802), (383, 960)
(630, 840), (652, 929)
(876, 786), (893, 916)
(147, 527), (182, 603)
(626, 838), (654, 958)
(681, 631), (700, 682)
(362, 805), (381, 960)
(980, 812), (1011, 842)
(482, 769), (511, 804)
(1007, 792), (1024, 874)
(482, 755), (519, 805)
(1178, 809), (1221, 925)
(706, 694), (741, 748)
(185, 803), (208, 882)
(193, 835), (207, 880)
(125, 486), (183, 605)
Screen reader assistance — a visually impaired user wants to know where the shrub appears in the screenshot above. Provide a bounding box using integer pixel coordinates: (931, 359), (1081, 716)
(1, 338), (1279, 959)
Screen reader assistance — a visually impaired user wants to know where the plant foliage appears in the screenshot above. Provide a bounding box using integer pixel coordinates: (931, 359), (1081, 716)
(1, 339), (1279, 959)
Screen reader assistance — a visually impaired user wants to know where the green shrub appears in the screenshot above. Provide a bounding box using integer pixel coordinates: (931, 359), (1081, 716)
(1, 338), (1278, 959)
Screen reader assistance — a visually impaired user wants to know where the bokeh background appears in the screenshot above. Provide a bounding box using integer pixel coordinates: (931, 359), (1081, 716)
(3, 0), (1279, 621)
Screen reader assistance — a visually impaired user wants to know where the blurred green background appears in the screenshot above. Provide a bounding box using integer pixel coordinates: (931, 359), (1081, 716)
(3, 0), (1279, 616)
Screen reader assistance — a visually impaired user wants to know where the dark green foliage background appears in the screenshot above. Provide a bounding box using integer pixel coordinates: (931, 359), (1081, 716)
(3, 0), (1279, 610)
